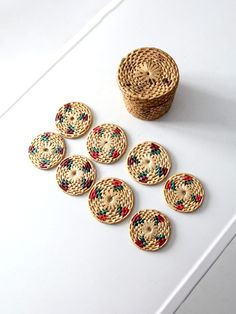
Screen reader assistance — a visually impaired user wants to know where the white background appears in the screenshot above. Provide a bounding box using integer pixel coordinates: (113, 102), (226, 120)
(0, 0), (235, 313)
(0, 0), (109, 115)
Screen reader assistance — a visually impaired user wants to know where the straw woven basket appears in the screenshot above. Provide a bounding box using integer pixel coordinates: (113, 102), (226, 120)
(117, 47), (179, 120)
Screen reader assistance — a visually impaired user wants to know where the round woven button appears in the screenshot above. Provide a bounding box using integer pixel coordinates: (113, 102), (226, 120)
(127, 141), (171, 185)
(164, 173), (204, 212)
(56, 155), (96, 195)
(28, 132), (66, 169)
(129, 209), (171, 251)
(88, 178), (134, 224)
(86, 123), (127, 163)
(55, 102), (92, 138)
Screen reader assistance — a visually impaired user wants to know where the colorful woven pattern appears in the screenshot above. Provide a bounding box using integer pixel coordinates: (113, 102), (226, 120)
(129, 209), (171, 251)
(164, 173), (204, 212)
(86, 123), (127, 163)
(127, 141), (171, 185)
(118, 47), (179, 120)
(56, 155), (96, 195)
(55, 102), (92, 138)
(88, 178), (134, 224)
(28, 132), (66, 169)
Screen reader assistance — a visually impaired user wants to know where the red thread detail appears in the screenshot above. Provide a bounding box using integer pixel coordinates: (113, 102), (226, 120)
(157, 214), (164, 223)
(112, 179), (122, 187)
(89, 189), (96, 200)
(176, 204), (184, 210)
(184, 175), (193, 181)
(98, 214), (107, 221)
(157, 238), (166, 247)
(90, 151), (99, 159)
(195, 194), (202, 202)
(165, 181), (172, 190)
(93, 126), (102, 134)
(121, 207), (129, 217)
(112, 150), (120, 159)
(135, 239), (144, 248)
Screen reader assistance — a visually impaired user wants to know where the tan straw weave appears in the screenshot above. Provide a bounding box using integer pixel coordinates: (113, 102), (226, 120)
(127, 141), (171, 185)
(86, 123), (127, 164)
(129, 209), (171, 251)
(55, 102), (92, 138)
(28, 132), (66, 169)
(164, 173), (204, 212)
(88, 178), (134, 224)
(118, 47), (179, 120)
(56, 155), (96, 195)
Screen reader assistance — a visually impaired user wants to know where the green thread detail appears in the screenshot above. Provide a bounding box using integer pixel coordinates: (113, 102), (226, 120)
(138, 170), (148, 178)
(108, 147), (115, 157)
(117, 206), (122, 216)
(133, 218), (144, 227)
(40, 157), (50, 165)
(156, 165), (162, 177)
(82, 163), (91, 173)
(111, 133), (120, 138)
(185, 180), (193, 185)
(140, 235), (147, 246)
(58, 114), (64, 123)
(95, 187), (102, 199)
(94, 127), (104, 137)
(54, 145), (63, 154)
(68, 124), (75, 131)
(98, 209), (108, 215)
(150, 150), (160, 156)
(41, 134), (50, 142)
(78, 113), (85, 120)
(92, 147), (101, 153)
(81, 177), (86, 189)
(113, 185), (123, 192)
(60, 178), (69, 185)
(64, 104), (72, 112)
(171, 180), (176, 191)
(156, 234), (165, 240)
(67, 159), (73, 170)
(154, 216), (159, 225)
(30, 146), (38, 154)
(99, 128), (104, 136)
(191, 194), (201, 203)
(128, 155), (140, 165)
(150, 144), (161, 156)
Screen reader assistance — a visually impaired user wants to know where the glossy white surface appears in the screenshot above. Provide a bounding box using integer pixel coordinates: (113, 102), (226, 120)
(0, 0), (235, 313)
(0, 0), (109, 115)
(177, 237), (236, 314)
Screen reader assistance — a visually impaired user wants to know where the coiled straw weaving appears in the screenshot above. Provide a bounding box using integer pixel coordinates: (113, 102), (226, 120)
(118, 47), (179, 120)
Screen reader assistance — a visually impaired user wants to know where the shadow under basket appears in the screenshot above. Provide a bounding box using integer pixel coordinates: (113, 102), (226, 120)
(117, 47), (179, 120)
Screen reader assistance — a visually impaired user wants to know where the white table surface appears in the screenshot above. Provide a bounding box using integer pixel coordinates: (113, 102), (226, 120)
(0, 0), (235, 314)
(0, 0), (109, 115)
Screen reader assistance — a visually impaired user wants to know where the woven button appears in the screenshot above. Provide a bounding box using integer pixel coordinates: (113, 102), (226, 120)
(129, 209), (171, 251)
(55, 102), (92, 138)
(88, 178), (134, 224)
(28, 132), (66, 169)
(164, 173), (204, 212)
(127, 141), (171, 185)
(86, 123), (127, 164)
(56, 155), (96, 195)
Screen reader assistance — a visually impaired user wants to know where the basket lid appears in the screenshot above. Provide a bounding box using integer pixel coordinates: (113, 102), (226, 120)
(118, 47), (179, 100)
